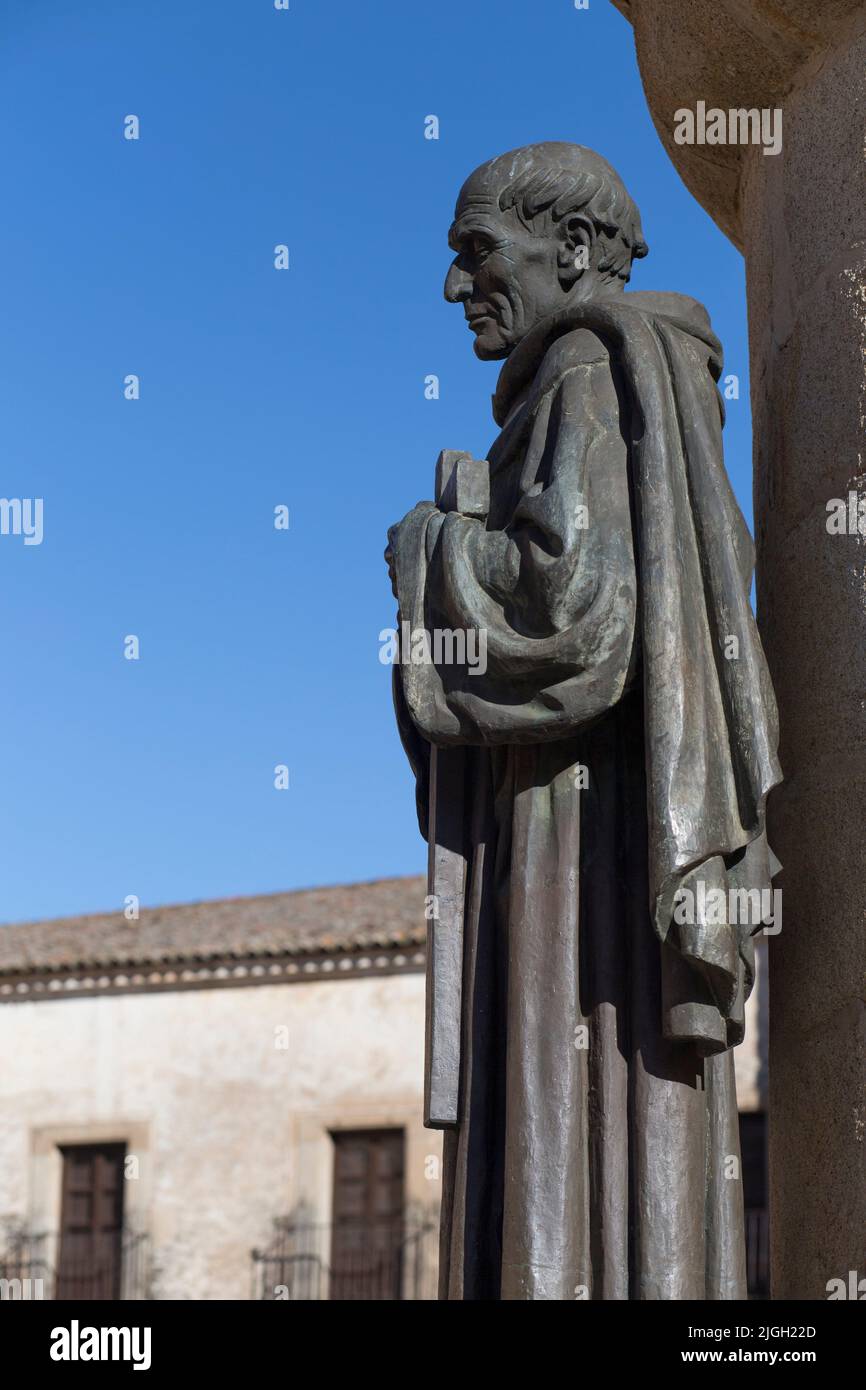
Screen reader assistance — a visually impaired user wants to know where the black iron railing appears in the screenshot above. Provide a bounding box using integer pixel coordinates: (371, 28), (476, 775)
(0, 1228), (151, 1301)
(253, 1208), (768, 1301)
(252, 1214), (438, 1301)
(1, 1211), (765, 1301)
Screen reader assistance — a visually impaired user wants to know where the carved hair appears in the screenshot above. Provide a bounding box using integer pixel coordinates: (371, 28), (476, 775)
(496, 148), (649, 282)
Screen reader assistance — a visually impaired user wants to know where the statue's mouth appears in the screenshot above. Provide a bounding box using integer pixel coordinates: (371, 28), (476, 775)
(466, 310), (495, 331)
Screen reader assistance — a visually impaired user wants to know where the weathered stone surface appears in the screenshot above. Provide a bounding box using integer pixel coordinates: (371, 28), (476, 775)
(611, 0), (866, 247)
(614, 0), (866, 1301)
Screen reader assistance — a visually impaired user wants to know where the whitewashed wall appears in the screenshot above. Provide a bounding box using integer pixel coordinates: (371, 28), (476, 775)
(0, 974), (441, 1300)
(0, 952), (766, 1299)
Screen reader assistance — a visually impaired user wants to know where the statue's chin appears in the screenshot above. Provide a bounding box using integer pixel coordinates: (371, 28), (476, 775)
(472, 332), (510, 362)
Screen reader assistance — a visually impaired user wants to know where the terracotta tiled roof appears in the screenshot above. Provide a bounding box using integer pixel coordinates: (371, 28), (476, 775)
(0, 876), (427, 976)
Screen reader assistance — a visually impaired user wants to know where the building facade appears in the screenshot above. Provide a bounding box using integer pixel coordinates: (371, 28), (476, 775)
(0, 876), (767, 1299)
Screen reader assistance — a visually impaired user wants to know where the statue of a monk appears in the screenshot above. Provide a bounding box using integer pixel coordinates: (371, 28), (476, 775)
(386, 143), (781, 1300)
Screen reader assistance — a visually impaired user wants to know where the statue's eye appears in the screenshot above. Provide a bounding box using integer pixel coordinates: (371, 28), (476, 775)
(470, 237), (490, 261)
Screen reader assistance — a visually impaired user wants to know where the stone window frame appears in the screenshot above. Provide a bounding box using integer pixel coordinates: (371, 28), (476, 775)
(289, 1101), (441, 1228)
(26, 1120), (151, 1278)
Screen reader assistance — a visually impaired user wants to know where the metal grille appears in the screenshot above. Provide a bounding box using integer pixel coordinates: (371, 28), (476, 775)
(0, 1228), (151, 1301)
(252, 1215), (438, 1301)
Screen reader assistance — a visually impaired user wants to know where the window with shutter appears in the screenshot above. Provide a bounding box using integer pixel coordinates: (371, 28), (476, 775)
(57, 1143), (126, 1300)
(329, 1129), (405, 1300)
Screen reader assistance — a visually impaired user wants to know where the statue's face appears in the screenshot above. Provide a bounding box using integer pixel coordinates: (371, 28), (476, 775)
(444, 176), (568, 360)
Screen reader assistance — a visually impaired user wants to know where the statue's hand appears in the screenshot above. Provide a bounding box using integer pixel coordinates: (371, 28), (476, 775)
(385, 503), (439, 599)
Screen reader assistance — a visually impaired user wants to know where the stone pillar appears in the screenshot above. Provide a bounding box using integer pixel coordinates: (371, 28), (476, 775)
(611, 0), (866, 1298)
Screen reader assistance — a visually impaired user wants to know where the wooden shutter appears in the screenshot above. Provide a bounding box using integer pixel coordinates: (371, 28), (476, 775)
(57, 1143), (126, 1300)
(330, 1129), (405, 1300)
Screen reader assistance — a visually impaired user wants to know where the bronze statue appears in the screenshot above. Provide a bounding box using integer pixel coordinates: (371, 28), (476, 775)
(386, 143), (781, 1300)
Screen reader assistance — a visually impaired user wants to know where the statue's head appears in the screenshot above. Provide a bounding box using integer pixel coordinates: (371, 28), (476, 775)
(445, 142), (648, 360)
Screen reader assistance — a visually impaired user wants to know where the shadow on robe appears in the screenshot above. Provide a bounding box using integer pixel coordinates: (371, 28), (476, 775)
(438, 696), (746, 1300)
(391, 292), (782, 1300)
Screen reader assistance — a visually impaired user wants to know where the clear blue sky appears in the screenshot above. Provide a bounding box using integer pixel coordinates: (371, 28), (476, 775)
(0, 0), (752, 924)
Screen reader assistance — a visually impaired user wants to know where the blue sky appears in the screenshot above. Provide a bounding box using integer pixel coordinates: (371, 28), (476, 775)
(0, 0), (752, 924)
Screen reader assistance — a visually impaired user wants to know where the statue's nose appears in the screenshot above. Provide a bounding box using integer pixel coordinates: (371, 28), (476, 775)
(444, 259), (472, 303)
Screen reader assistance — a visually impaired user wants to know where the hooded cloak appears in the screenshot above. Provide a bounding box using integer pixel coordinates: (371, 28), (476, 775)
(391, 290), (781, 1299)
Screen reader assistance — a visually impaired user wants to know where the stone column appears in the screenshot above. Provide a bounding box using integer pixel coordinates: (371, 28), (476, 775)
(611, 0), (866, 1298)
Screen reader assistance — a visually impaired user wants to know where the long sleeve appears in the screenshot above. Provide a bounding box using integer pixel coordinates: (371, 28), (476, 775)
(393, 352), (638, 746)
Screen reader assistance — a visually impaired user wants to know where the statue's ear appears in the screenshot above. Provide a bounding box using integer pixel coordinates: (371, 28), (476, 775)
(556, 213), (594, 287)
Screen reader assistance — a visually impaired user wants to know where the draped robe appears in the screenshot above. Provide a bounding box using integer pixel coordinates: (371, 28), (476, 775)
(390, 290), (781, 1300)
